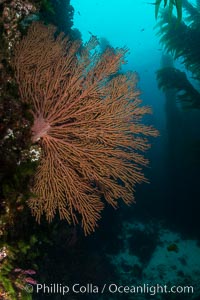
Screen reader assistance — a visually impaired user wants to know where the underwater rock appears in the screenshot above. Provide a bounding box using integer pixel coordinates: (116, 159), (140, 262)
(108, 220), (200, 299)
(1, 0), (37, 56)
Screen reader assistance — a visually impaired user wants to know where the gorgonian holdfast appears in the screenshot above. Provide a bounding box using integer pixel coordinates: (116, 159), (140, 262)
(13, 22), (157, 235)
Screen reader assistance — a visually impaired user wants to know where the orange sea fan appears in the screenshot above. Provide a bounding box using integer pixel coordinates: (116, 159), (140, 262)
(13, 22), (158, 235)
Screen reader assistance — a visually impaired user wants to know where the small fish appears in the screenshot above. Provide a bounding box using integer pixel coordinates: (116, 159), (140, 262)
(140, 28), (145, 32)
(78, 11), (81, 15)
(144, 2), (157, 5)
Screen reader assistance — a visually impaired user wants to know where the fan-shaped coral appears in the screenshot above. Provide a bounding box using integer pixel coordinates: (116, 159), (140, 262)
(13, 22), (157, 235)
